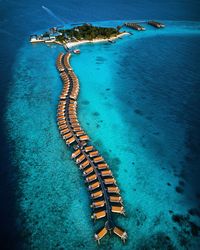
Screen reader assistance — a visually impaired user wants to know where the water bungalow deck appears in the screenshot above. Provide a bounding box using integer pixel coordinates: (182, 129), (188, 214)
(125, 22), (146, 31)
(56, 52), (127, 244)
(147, 20), (165, 28)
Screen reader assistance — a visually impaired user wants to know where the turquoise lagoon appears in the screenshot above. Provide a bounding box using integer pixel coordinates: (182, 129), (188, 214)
(6, 21), (200, 249)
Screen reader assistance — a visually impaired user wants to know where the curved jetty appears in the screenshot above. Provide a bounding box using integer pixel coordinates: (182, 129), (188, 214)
(56, 52), (127, 243)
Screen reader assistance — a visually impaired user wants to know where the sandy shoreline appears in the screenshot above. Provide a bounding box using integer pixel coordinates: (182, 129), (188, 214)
(64, 32), (130, 48)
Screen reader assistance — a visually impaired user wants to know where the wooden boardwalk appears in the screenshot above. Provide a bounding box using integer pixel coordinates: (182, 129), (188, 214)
(56, 52), (128, 243)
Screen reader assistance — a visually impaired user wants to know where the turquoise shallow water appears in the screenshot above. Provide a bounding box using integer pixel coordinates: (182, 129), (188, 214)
(6, 21), (200, 249)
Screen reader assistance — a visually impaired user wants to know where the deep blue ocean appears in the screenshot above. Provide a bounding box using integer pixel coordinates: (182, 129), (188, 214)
(1, 1), (200, 249)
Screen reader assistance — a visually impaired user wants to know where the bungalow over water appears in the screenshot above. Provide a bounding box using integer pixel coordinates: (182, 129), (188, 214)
(124, 22), (146, 31)
(148, 20), (165, 28)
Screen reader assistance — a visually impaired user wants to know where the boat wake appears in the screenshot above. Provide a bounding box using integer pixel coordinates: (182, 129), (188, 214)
(42, 5), (65, 25)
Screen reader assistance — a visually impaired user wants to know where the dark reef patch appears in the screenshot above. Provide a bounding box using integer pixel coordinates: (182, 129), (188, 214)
(196, 193), (200, 200)
(172, 214), (186, 224)
(175, 186), (184, 194)
(172, 213), (200, 238)
(188, 208), (200, 218)
(134, 109), (143, 116)
(96, 56), (107, 64)
(146, 116), (153, 121)
(92, 111), (100, 116)
(137, 232), (175, 250)
(110, 157), (121, 166)
(179, 180), (185, 187)
(81, 100), (90, 105)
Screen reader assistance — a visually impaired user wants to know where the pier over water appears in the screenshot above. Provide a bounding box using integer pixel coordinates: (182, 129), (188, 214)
(56, 53), (128, 243)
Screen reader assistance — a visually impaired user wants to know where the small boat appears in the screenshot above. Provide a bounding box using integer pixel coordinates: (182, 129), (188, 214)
(73, 49), (80, 54)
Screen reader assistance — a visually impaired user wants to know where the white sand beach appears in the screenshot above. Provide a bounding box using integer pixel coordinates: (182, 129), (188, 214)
(65, 32), (130, 48)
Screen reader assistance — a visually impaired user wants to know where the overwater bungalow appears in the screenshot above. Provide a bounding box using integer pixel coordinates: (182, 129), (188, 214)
(76, 131), (85, 136)
(70, 99), (76, 104)
(57, 120), (66, 126)
(63, 132), (72, 139)
(91, 190), (103, 199)
(148, 20), (165, 28)
(91, 200), (105, 208)
(88, 181), (100, 191)
(60, 94), (67, 98)
(93, 156), (104, 163)
(70, 94), (79, 100)
(104, 178), (116, 185)
(59, 100), (67, 104)
(71, 149), (81, 158)
(57, 116), (65, 121)
(70, 119), (79, 124)
(109, 196), (123, 203)
(101, 170), (112, 177)
(66, 136), (76, 145)
(71, 122), (80, 128)
(95, 227), (108, 244)
(79, 160), (90, 169)
(97, 163), (108, 170)
(83, 166), (94, 176)
(76, 154), (86, 164)
(68, 108), (76, 113)
(73, 126), (82, 132)
(113, 227), (128, 243)
(107, 186), (120, 194)
(60, 128), (70, 135)
(57, 106), (65, 111)
(57, 109), (65, 114)
(58, 103), (66, 108)
(79, 135), (89, 141)
(60, 95), (67, 100)
(85, 174), (97, 183)
(63, 133), (73, 140)
(57, 112), (65, 117)
(69, 103), (77, 108)
(111, 205), (125, 215)
(91, 210), (106, 220)
(84, 146), (94, 152)
(125, 22), (145, 31)
(59, 124), (68, 130)
(89, 151), (99, 158)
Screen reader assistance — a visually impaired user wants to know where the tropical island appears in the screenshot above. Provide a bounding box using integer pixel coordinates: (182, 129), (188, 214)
(57, 23), (123, 42)
(30, 23), (129, 48)
(30, 21), (165, 49)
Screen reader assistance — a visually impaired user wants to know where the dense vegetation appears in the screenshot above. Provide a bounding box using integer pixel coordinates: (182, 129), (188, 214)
(56, 24), (121, 43)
